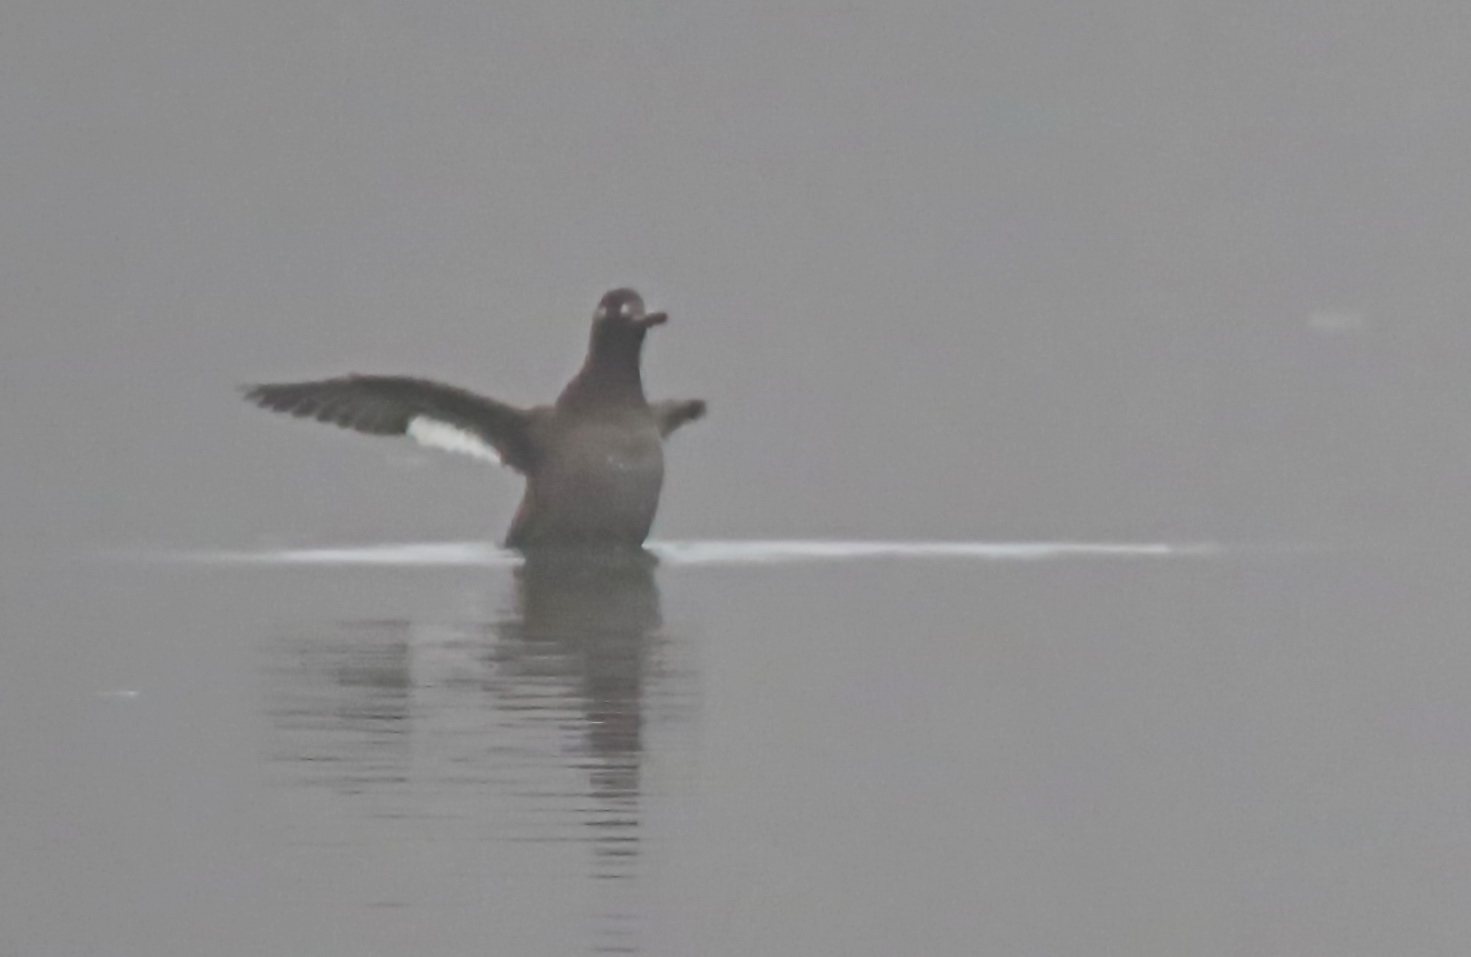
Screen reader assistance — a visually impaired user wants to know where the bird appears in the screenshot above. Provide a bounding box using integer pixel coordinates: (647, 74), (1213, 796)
(242, 288), (706, 551)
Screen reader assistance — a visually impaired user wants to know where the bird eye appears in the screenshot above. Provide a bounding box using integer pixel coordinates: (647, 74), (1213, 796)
(619, 301), (637, 318)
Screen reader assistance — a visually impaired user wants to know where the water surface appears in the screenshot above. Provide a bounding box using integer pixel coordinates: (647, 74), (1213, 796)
(4, 540), (1468, 955)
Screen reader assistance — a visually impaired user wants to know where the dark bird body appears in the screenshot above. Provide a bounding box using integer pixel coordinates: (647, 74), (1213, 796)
(244, 289), (705, 551)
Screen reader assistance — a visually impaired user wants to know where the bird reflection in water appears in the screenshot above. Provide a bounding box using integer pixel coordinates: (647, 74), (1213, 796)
(493, 549), (663, 882)
(264, 547), (672, 952)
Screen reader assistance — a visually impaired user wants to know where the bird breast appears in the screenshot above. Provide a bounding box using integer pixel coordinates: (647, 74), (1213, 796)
(536, 419), (665, 512)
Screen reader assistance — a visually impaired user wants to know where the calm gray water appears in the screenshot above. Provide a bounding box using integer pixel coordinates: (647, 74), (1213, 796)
(4, 541), (1468, 956)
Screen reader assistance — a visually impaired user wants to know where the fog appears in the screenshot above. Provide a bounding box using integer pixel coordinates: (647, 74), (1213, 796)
(3, 3), (1470, 954)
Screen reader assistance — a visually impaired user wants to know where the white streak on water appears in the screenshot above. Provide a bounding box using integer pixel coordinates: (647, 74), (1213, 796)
(653, 540), (1218, 564)
(166, 539), (1222, 567)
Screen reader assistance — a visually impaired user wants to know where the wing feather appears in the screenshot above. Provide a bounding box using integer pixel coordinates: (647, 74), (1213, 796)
(243, 375), (535, 471)
(651, 398), (707, 438)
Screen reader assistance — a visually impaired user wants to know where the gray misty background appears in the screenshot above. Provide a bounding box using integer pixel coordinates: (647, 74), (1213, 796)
(3, 0), (1468, 551)
(5, 4), (1471, 957)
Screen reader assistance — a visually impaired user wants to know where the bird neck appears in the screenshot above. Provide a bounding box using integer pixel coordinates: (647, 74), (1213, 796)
(557, 339), (647, 410)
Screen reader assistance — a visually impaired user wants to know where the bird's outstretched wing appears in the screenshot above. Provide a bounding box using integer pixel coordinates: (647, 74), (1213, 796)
(651, 398), (707, 438)
(243, 375), (536, 472)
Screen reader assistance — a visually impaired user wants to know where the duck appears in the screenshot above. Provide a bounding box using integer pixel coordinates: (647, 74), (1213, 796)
(243, 288), (705, 550)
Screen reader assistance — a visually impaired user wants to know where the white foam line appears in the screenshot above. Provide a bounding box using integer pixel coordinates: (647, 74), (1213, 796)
(653, 540), (1219, 565)
(165, 539), (1222, 567)
(192, 542), (518, 566)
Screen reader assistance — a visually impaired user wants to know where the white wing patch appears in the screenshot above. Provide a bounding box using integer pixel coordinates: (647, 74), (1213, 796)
(406, 416), (503, 465)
